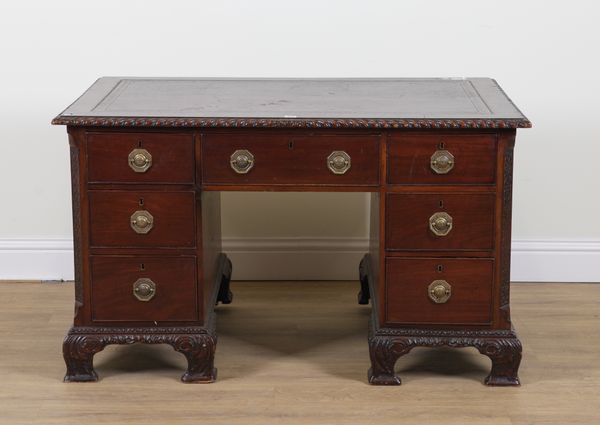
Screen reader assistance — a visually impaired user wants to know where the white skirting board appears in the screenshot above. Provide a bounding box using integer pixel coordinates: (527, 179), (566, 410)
(0, 238), (598, 282)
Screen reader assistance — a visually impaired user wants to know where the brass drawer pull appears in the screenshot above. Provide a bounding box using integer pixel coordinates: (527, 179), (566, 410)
(230, 149), (254, 174)
(130, 210), (154, 234)
(133, 278), (156, 302)
(429, 212), (453, 236)
(128, 148), (152, 173)
(428, 279), (451, 303)
(327, 151), (351, 174)
(430, 149), (454, 174)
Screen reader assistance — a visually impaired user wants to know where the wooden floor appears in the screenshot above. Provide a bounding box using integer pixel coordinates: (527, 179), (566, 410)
(0, 281), (599, 425)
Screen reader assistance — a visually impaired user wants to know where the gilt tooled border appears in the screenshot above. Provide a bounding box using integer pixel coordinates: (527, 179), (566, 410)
(52, 117), (532, 129)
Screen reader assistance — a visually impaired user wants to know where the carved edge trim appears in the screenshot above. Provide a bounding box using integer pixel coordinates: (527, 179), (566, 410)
(67, 325), (215, 336)
(371, 319), (519, 339)
(52, 116), (532, 129)
(369, 333), (522, 348)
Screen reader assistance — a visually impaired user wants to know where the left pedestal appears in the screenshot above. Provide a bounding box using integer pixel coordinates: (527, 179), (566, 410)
(62, 127), (229, 383)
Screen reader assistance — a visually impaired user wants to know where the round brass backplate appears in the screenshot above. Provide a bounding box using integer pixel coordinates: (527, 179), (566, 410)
(428, 279), (451, 304)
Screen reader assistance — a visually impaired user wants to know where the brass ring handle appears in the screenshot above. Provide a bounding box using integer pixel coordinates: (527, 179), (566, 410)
(428, 280), (451, 304)
(327, 151), (351, 175)
(128, 148), (153, 173)
(133, 278), (156, 302)
(429, 212), (453, 237)
(130, 210), (154, 234)
(430, 149), (454, 174)
(230, 149), (254, 174)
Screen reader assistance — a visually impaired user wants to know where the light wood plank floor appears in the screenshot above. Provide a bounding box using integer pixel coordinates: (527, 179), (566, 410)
(0, 281), (599, 425)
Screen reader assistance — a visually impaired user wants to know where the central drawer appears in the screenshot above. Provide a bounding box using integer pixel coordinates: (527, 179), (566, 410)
(201, 133), (380, 185)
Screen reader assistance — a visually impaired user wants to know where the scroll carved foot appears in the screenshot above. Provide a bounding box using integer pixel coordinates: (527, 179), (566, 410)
(217, 256), (233, 305)
(171, 334), (217, 383)
(368, 336), (412, 385)
(63, 334), (107, 382)
(358, 255), (370, 305)
(477, 337), (522, 386)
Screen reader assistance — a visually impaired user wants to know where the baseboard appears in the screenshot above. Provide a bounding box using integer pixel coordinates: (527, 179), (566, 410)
(0, 237), (598, 282)
(223, 237), (368, 281)
(510, 240), (600, 283)
(0, 239), (74, 281)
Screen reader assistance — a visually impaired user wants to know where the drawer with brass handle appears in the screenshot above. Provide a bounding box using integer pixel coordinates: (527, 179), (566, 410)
(90, 256), (198, 322)
(387, 133), (497, 185)
(385, 193), (495, 251)
(385, 257), (493, 325)
(202, 132), (380, 186)
(87, 132), (195, 183)
(89, 190), (196, 248)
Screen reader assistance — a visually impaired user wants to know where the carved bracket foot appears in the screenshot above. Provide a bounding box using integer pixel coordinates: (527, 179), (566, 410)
(216, 255), (233, 305)
(477, 337), (522, 386)
(171, 334), (218, 383)
(62, 327), (217, 383)
(63, 334), (107, 382)
(368, 335), (411, 385)
(368, 327), (522, 386)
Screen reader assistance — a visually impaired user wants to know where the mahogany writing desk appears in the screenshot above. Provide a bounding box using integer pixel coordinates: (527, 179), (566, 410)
(53, 78), (531, 385)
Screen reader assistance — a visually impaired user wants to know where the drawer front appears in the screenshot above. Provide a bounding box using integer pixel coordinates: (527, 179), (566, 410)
(202, 133), (380, 185)
(89, 191), (196, 248)
(387, 133), (497, 184)
(386, 193), (495, 251)
(87, 132), (195, 183)
(91, 256), (198, 322)
(386, 258), (493, 325)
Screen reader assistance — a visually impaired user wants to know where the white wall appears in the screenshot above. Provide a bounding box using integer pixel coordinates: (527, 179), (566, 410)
(0, 0), (598, 281)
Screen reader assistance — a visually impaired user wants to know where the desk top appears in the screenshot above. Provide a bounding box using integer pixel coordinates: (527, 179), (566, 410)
(52, 78), (530, 129)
